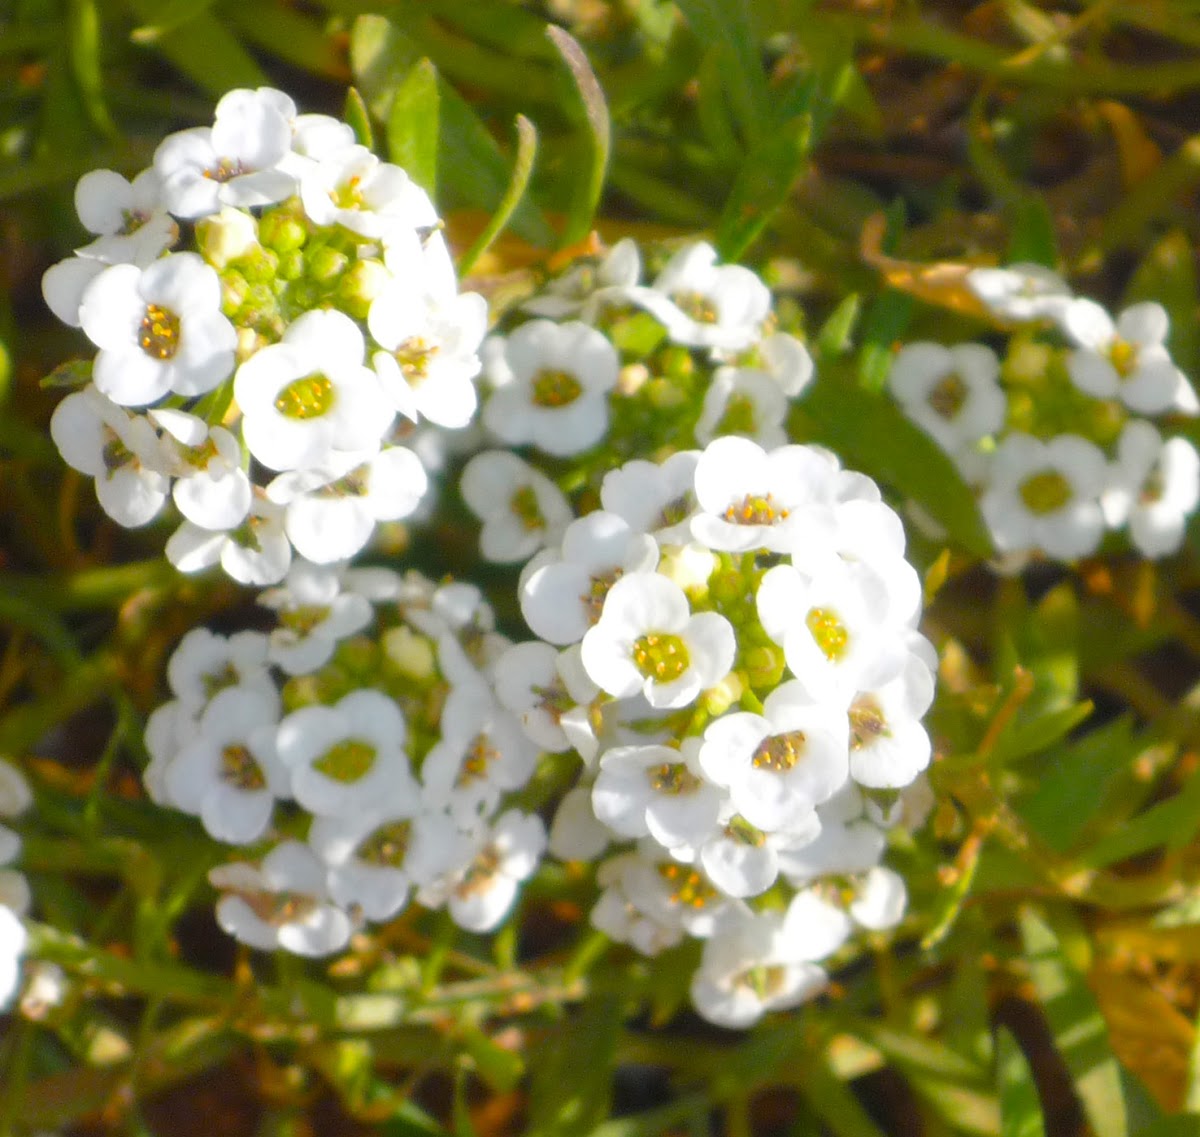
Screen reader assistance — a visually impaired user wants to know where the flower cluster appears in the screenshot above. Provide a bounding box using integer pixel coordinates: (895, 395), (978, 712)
(147, 564), (545, 953)
(499, 436), (935, 1028)
(0, 758), (33, 1009)
(890, 263), (1200, 562)
(43, 87), (485, 585)
(460, 239), (815, 562)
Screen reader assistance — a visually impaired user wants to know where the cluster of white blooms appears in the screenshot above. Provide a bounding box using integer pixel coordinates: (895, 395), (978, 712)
(0, 758), (33, 1009)
(890, 263), (1200, 562)
(489, 436), (935, 1028)
(43, 87), (485, 586)
(461, 239), (815, 563)
(146, 563), (546, 953)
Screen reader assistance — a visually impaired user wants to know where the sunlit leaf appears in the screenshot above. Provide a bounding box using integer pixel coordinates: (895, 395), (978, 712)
(388, 58), (440, 196)
(997, 1028), (1046, 1137)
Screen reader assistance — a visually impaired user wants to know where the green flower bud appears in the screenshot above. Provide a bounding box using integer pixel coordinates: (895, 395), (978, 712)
(382, 626), (436, 680)
(742, 643), (786, 691)
(337, 258), (392, 319)
(259, 205), (309, 255)
(307, 245), (349, 284)
(276, 248), (305, 282)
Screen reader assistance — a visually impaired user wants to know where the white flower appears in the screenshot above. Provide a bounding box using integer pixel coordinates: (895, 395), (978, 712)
(300, 146), (437, 240)
(980, 432), (1107, 560)
(152, 410), (251, 532)
(592, 740), (724, 849)
(42, 255), (108, 328)
(756, 332), (815, 397)
(590, 854), (684, 956)
(847, 653), (935, 790)
(1102, 420), (1200, 558)
(600, 450), (700, 544)
(519, 512), (658, 645)
(690, 437), (840, 553)
(50, 386), (169, 527)
(0, 906), (28, 1011)
(548, 785), (611, 861)
(460, 451), (573, 564)
(694, 366), (788, 449)
(690, 908), (828, 1029)
(421, 810), (546, 933)
(636, 242), (771, 353)
(154, 98), (295, 219)
(80, 253), (236, 406)
(523, 237), (645, 321)
(580, 573), (736, 709)
(265, 446), (427, 564)
(258, 560), (374, 675)
(368, 281), (487, 427)
(690, 808), (821, 899)
(167, 496), (293, 586)
(310, 807), (459, 921)
(888, 342), (1006, 454)
(847, 865), (907, 931)
(756, 560), (906, 704)
(234, 309), (392, 472)
(482, 320), (619, 456)
(966, 263), (1072, 323)
(277, 689), (417, 819)
(0, 760), (32, 819)
(618, 847), (734, 938)
(73, 167), (177, 265)
(164, 685), (289, 845)
(422, 684), (538, 825)
(1063, 300), (1182, 413)
(210, 841), (352, 956)
(491, 641), (596, 752)
(165, 627), (273, 713)
(698, 681), (849, 832)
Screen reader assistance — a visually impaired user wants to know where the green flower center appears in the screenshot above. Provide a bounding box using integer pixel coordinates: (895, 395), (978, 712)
(313, 738), (376, 783)
(101, 430), (133, 473)
(849, 696), (889, 750)
(139, 303), (181, 360)
(582, 570), (622, 625)
(633, 633), (690, 683)
(275, 372), (335, 419)
(202, 662), (240, 700)
(723, 492), (789, 526)
(279, 605), (330, 636)
(927, 372), (968, 419)
(358, 820), (413, 868)
(531, 368), (583, 408)
(509, 484), (546, 531)
(457, 845), (502, 897)
(331, 175), (366, 210)
(220, 744), (266, 791)
(806, 607), (850, 661)
(1140, 468), (1166, 505)
(737, 964), (788, 1000)
(752, 730), (806, 773)
(657, 493), (694, 528)
(647, 761), (702, 795)
(1018, 469), (1072, 515)
(120, 208), (149, 235)
(657, 862), (720, 908)
(715, 394), (758, 437)
(724, 814), (767, 847)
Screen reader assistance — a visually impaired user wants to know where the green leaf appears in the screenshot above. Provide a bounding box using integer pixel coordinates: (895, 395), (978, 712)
(125, 1), (266, 96)
(997, 1028), (1046, 1137)
(857, 289), (915, 392)
(222, 3), (347, 78)
(715, 113), (811, 262)
(1078, 766), (1200, 871)
(796, 1049), (888, 1137)
(527, 995), (622, 1137)
(345, 86), (374, 149)
(673, 0), (772, 147)
(457, 114), (538, 276)
(1133, 1120), (1200, 1137)
(815, 294), (861, 360)
(1020, 909), (1133, 1137)
(695, 46), (741, 165)
(461, 1026), (524, 1093)
(388, 58), (440, 196)
(546, 24), (610, 246)
(1006, 195), (1058, 269)
(68, 0), (116, 136)
(989, 700), (1093, 767)
(795, 370), (994, 556)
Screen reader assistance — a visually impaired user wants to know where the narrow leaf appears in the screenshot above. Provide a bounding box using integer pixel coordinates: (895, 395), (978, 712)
(345, 86), (374, 150)
(125, 2), (266, 95)
(546, 24), (610, 246)
(457, 114), (538, 276)
(997, 1028), (1047, 1137)
(388, 58), (440, 196)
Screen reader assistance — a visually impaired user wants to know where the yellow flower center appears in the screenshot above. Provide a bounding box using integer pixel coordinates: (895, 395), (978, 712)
(279, 605), (329, 636)
(313, 738), (376, 783)
(581, 569), (623, 625)
(806, 607), (850, 661)
(1018, 469), (1072, 515)
(673, 290), (718, 323)
(138, 303), (180, 360)
(723, 814), (767, 847)
(456, 845), (502, 898)
(647, 761), (703, 795)
(1108, 338), (1138, 378)
(751, 730), (806, 772)
(633, 632), (690, 683)
(509, 485), (546, 532)
(723, 492), (789, 526)
(849, 696), (889, 750)
(220, 744), (266, 791)
(203, 157), (245, 183)
(530, 368), (583, 408)
(274, 372), (335, 419)
(358, 820), (413, 868)
(395, 336), (438, 384)
(456, 734), (499, 788)
(657, 862), (720, 908)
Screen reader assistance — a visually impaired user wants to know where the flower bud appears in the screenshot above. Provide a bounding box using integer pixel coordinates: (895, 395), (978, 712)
(196, 207), (260, 269)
